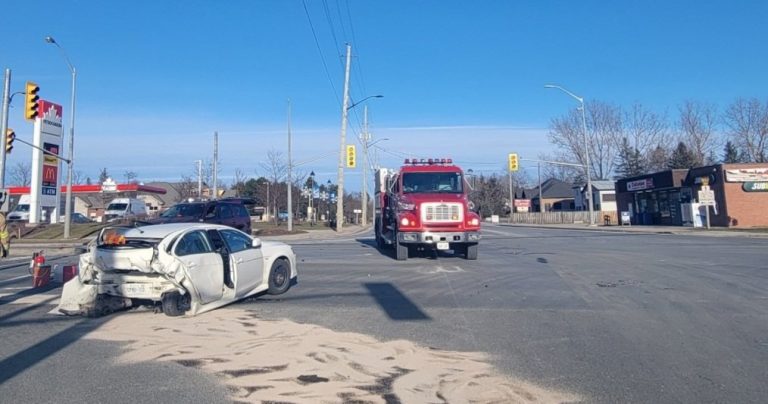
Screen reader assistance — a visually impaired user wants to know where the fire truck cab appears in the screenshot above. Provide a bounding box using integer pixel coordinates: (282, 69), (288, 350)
(374, 158), (481, 260)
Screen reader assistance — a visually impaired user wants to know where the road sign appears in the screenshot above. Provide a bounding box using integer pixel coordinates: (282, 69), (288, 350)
(698, 189), (715, 205)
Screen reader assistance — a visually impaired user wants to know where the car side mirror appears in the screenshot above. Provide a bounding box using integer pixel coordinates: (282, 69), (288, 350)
(251, 238), (262, 249)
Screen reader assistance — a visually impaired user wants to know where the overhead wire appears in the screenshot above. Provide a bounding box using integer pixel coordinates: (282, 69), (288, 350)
(321, 0), (345, 70)
(302, 0), (341, 105)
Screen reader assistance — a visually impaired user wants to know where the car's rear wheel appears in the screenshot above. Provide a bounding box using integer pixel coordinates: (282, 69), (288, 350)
(268, 258), (291, 295)
(162, 291), (189, 317)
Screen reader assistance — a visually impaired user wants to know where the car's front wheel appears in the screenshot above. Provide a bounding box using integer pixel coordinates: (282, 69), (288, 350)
(267, 258), (292, 295)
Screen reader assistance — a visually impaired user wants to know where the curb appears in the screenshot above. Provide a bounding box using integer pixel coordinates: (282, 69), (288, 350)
(494, 223), (768, 238)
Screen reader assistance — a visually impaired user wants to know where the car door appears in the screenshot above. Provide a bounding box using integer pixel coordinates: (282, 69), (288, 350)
(219, 229), (263, 298)
(173, 230), (224, 304)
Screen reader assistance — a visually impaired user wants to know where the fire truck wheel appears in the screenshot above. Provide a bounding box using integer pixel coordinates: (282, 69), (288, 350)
(465, 244), (478, 260)
(395, 240), (408, 261)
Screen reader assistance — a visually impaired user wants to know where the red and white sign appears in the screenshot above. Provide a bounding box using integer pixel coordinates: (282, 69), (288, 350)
(30, 99), (63, 222)
(514, 199), (531, 208)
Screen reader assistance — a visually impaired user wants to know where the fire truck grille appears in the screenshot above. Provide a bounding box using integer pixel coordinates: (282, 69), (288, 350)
(422, 203), (463, 223)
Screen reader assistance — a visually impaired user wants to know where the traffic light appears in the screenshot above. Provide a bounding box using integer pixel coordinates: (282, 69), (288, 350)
(24, 81), (40, 120)
(5, 128), (14, 154)
(346, 145), (356, 168)
(508, 153), (519, 172)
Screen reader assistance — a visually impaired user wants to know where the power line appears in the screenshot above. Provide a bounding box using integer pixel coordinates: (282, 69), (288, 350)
(302, 0), (341, 105)
(321, 0), (344, 70)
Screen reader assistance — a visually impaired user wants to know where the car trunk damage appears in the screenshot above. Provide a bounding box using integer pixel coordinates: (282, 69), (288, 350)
(58, 229), (190, 317)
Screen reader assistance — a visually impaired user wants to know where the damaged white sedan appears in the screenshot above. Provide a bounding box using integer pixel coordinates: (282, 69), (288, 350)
(58, 223), (297, 317)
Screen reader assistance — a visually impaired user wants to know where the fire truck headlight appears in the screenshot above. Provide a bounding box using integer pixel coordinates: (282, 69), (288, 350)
(469, 218), (479, 226)
(401, 217), (410, 226)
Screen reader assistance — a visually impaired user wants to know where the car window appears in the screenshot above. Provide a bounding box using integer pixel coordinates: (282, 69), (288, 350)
(219, 204), (233, 219)
(205, 204), (217, 219)
(236, 205), (249, 218)
(219, 229), (251, 253)
(175, 231), (214, 257)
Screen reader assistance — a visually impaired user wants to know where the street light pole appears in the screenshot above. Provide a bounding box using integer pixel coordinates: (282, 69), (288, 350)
(46, 36), (76, 238)
(544, 84), (594, 225)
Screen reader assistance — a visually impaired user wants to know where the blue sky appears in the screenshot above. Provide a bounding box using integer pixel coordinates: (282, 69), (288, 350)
(1, 1), (766, 191)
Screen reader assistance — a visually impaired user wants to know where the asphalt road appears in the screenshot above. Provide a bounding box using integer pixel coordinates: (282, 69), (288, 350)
(1, 225), (767, 403)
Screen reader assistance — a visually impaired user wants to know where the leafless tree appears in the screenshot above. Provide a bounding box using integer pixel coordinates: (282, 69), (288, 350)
(623, 103), (672, 166)
(470, 174), (507, 217)
(231, 168), (248, 196)
(678, 100), (719, 166)
(538, 152), (582, 184)
(72, 170), (86, 185)
(123, 170), (138, 184)
(176, 174), (197, 202)
(723, 97), (768, 163)
(548, 100), (622, 181)
(9, 162), (31, 186)
(258, 149), (289, 224)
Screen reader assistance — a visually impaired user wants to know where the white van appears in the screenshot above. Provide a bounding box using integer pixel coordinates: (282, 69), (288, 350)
(104, 198), (148, 222)
(7, 195), (31, 222)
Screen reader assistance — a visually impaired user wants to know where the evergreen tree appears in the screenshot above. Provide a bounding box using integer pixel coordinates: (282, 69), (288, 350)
(646, 145), (669, 173)
(614, 137), (645, 179)
(98, 168), (110, 183)
(667, 142), (698, 169)
(722, 141), (741, 163)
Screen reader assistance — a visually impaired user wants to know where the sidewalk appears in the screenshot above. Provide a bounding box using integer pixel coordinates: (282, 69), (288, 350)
(496, 222), (768, 238)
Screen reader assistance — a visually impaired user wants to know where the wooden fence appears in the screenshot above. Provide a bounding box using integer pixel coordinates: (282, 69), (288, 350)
(503, 210), (618, 225)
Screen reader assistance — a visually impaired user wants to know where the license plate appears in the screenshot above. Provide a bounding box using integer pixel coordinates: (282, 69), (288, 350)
(436, 242), (449, 250)
(123, 284), (147, 295)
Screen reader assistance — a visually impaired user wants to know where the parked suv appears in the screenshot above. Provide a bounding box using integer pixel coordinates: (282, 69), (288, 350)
(151, 199), (252, 234)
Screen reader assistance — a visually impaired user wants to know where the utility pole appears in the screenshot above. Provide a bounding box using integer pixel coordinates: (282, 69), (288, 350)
(538, 161), (543, 224)
(0, 69), (10, 189)
(336, 43), (352, 232)
(508, 170), (514, 223)
(195, 160), (202, 198)
(213, 131), (218, 199)
(287, 99), (293, 232)
(360, 105), (369, 227)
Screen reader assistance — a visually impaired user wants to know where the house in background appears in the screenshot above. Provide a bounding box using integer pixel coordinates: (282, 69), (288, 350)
(529, 178), (575, 212)
(574, 180), (617, 212)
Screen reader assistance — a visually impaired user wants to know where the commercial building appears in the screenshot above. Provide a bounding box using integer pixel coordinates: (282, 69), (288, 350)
(615, 163), (768, 227)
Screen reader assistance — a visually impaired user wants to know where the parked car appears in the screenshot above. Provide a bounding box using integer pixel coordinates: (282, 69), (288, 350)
(6, 194), (31, 222)
(60, 213), (93, 223)
(104, 198), (148, 222)
(57, 223), (297, 317)
(151, 199), (252, 234)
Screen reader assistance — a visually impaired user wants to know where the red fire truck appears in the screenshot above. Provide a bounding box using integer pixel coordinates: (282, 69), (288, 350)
(374, 158), (481, 260)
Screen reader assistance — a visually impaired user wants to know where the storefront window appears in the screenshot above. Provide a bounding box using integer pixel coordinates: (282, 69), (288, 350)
(658, 191), (670, 218)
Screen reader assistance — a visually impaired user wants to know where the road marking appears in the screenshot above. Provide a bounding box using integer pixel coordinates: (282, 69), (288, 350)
(426, 265), (465, 274)
(482, 228), (508, 236)
(1, 274), (31, 283)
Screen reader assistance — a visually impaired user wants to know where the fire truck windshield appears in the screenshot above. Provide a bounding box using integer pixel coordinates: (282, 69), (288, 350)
(402, 172), (463, 194)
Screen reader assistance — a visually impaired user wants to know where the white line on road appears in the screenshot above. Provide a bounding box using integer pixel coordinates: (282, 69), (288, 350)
(1, 274), (31, 283)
